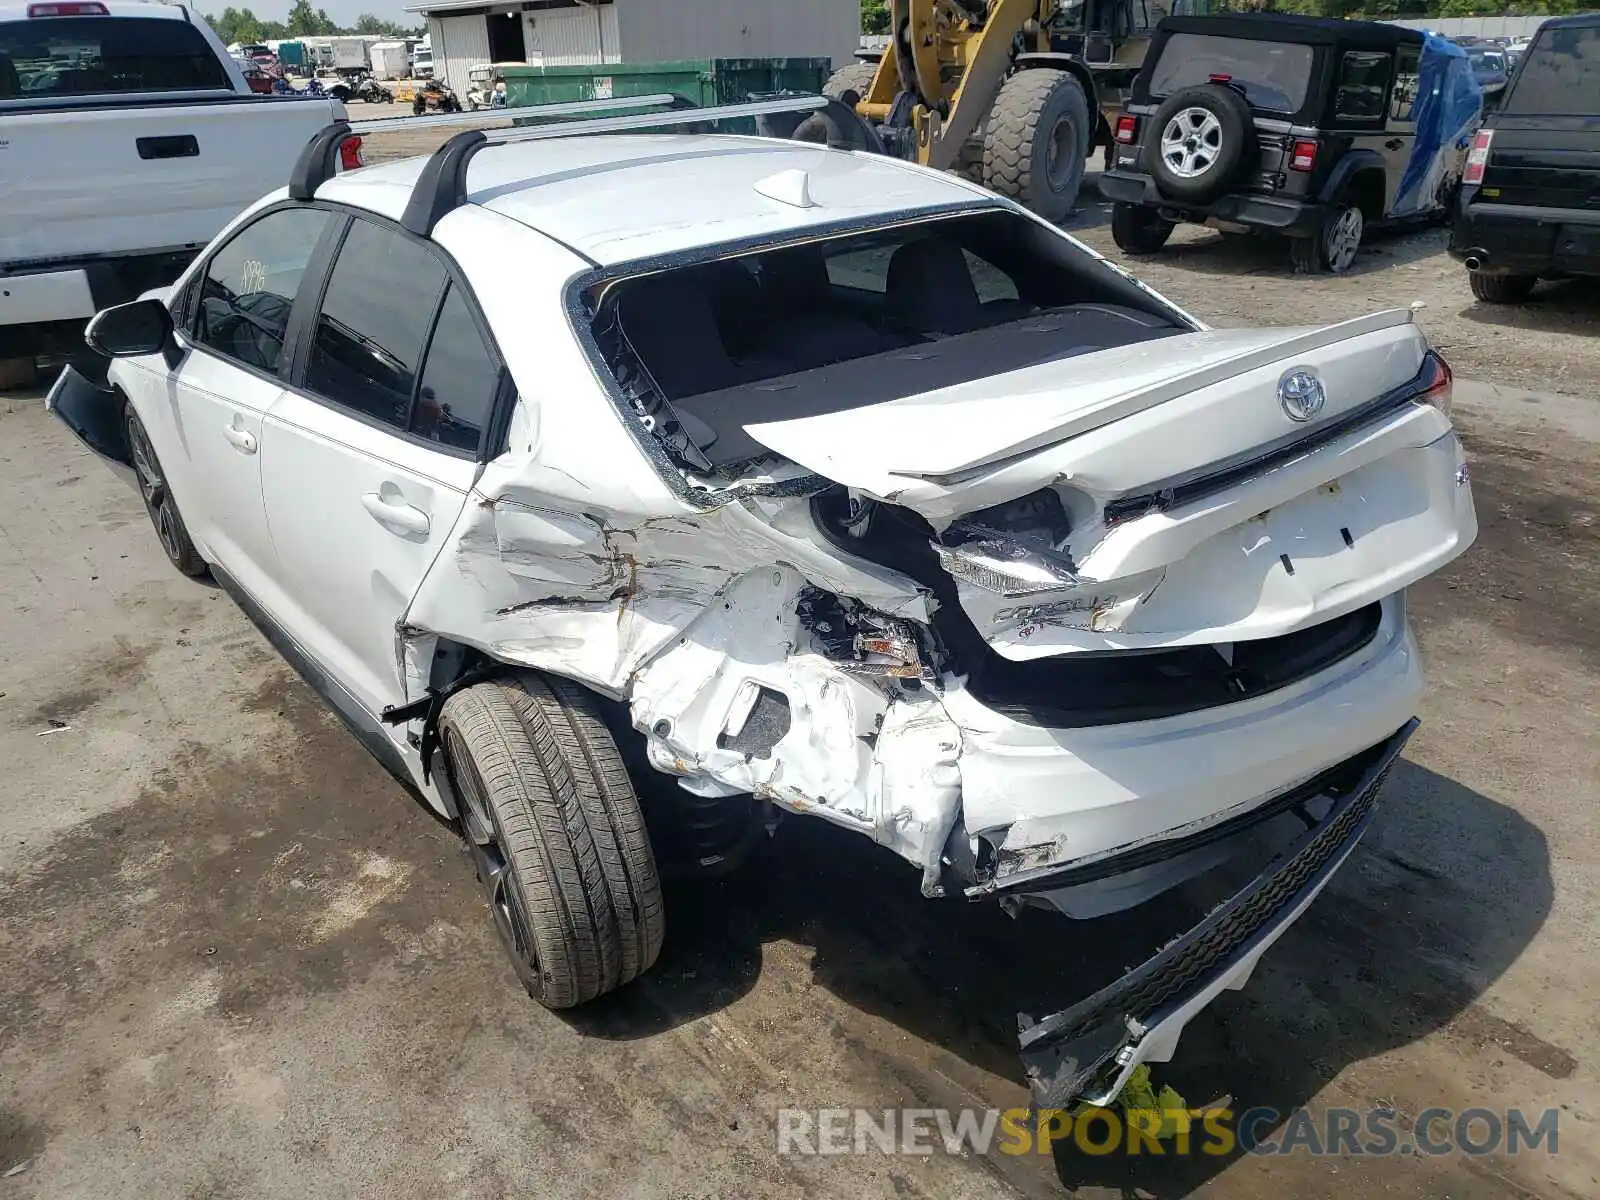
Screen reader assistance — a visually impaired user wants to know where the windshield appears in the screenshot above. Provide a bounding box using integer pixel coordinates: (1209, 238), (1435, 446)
(589, 211), (1182, 475)
(0, 17), (229, 98)
(1468, 48), (1505, 73)
(1149, 33), (1314, 113)
(1502, 24), (1600, 115)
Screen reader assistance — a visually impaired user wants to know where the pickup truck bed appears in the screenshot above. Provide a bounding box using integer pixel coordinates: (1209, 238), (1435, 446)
(0, 2), (346, 360)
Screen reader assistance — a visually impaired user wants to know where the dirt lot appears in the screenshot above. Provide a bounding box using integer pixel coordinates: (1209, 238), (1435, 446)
(2, 142), (1599, 1198)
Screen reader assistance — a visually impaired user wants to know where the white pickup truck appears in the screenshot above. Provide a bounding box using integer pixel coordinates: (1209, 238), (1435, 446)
(0, 0), (348, 379)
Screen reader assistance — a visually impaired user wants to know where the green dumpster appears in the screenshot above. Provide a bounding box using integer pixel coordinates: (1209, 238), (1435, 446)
(501, 57), (831, 115)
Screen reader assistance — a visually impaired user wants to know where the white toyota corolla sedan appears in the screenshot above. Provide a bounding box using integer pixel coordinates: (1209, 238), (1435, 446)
(49, 95), (1476, 1109)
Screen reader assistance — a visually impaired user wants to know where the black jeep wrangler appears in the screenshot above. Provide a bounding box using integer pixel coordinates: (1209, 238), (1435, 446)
(1101, 14), (1457, 273)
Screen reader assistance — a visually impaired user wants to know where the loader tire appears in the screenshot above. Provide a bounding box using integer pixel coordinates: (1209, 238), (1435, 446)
(822, 60), (879, 108)
(439, 678), (663, 1009)
(982, 68), (1090, 224)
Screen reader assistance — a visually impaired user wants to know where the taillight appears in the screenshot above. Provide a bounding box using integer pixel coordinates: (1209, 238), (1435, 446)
(27, 1), (109, 13)
(1416, 351), (1453, 415)
(1463, 129), (1494, 185)
(1289, 138), (1318, 172)
(1114, 114), (1138, 145)
(339, 136), (364, 171)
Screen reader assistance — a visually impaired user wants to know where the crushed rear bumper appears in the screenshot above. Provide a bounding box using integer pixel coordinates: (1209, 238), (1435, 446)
(1016, 720), (1414, 1109)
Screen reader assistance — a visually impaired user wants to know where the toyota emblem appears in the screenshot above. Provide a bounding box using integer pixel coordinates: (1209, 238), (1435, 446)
(1278, 369), (1326, 422)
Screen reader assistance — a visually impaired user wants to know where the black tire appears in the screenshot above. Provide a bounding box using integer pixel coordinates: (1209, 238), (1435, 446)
(822, 60), (878, 107)
(125, 405), (207, 578)
(1147, 84), (1254, 203)
(1290, 203), (1364, 275)
(439, 679), (663, 1008)
(1469, 271), (1537, 303)
(1110, 202), (1175, 256)
(412, 98), (425, 116)
(982, 68), (1091, 224)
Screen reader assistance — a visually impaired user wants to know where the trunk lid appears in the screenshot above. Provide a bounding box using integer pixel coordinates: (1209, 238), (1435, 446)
(751, 309), (1476, 657)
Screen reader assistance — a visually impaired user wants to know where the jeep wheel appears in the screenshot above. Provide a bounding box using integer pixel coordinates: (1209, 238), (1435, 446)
(126, 406), (207, 578)
(1147, 84), (1253, 203)
(439, 677), (664, 1008)
(1111, 203), (1175, 256)
(983, 68), (1091, 224)
(1468, 271), (1537, 303)
(1291, 204), (1364, 275)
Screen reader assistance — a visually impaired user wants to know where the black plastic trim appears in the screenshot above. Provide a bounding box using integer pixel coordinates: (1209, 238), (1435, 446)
(288, 121), (356, 201)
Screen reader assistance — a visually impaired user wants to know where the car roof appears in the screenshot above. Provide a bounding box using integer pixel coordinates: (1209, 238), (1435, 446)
(1538, 13), (1600, 30)
(1158, 13), (1424, 51)
(317, 134), (992, 266)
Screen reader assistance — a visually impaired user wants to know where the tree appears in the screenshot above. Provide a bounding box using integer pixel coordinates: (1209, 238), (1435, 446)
(286, 0), (334, 36)
(861, 0), (890, 36)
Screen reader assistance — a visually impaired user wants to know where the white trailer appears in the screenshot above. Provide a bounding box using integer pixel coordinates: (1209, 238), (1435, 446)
(369, 40), (410, 80)
(329, 37), (369, 72)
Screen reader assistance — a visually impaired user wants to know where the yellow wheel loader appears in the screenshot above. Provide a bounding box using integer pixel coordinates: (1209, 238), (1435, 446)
(827, 0), (1211, 223)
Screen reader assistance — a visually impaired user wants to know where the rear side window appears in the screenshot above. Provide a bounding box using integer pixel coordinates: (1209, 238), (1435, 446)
(305, 220), (447, 431)
(0, 17), (230, 98)
(195, 207), (333, 373)
(1334, 50), (1392, 120)
(1502, 24), (1600, 116)
(1148, 34), (1314, 113)
(414, 284), (499, 453)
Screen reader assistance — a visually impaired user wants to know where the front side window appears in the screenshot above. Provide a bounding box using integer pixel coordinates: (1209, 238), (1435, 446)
(1148, 34), (1314, 113)
(1503, 24), (1600, 116)
(1334, 50), (1392, 120)
(304, 220), (446, 432)
(195, 207), (333, 373)
(0, 17), (230, 98)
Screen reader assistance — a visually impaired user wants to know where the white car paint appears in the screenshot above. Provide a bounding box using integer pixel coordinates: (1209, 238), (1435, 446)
(65, 125), (1476, 1107)
(0, 1), (345, 336)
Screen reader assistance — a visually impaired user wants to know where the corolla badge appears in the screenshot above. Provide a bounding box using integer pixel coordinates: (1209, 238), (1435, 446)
(1278, 368), (1326, 422)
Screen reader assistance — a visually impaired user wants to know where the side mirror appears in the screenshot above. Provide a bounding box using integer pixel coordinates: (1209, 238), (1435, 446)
(85, 298), (175, 360)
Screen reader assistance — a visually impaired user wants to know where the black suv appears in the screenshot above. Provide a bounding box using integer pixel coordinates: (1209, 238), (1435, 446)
(1450, 15), (1600, 302)
(1101, 14), (1457, 273)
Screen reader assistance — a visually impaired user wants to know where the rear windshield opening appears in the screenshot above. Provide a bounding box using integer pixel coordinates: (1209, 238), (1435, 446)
(1149, 33), (1315, 113)
(1502, 23), (1600, 116)
(0, 17), (230, 99)
(586, 211), (1185, 476)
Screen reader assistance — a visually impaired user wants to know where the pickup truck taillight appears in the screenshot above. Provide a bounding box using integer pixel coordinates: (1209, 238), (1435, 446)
(1114, 114), (1139, 145)
(1463, 129), (1494, 185)
(340, 137), (364, 171)
(27, 2), (108, 14)
(1289, 139), (1319, 172)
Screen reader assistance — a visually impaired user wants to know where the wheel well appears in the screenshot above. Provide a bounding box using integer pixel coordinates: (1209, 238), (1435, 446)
(1346, 168), (1386, 220)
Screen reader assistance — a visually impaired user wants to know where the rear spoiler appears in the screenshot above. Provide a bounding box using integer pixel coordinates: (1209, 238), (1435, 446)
(291, 91), (882, 237)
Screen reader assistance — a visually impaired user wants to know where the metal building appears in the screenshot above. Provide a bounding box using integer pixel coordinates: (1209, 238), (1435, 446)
(410, 0), (860, 92)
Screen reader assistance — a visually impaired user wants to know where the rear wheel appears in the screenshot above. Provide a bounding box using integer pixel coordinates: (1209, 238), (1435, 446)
(1468, 271), (1537, 303)
(1291, 203), (1364, 275)
(983, 68), (1091, 224)
(126, 405), (207, 578)
(1110, 202), (1175, 256)
(439, 678), (663, 1008)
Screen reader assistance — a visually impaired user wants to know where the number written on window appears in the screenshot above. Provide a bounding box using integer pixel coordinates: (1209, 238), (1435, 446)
(414, 284), (499, 454)
(304, 220), (446, 431)
(195, 207), (332, 373)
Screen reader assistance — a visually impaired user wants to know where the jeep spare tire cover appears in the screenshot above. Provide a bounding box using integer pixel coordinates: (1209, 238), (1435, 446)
(1148, 84), (1255, 203)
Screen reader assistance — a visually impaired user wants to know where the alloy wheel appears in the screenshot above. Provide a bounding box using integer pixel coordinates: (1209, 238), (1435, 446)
(127, 416), (184, 564)
(444, 727), (542, 992)
(1324, 206), (1364, 273)
(1160, 107), (1223, 179)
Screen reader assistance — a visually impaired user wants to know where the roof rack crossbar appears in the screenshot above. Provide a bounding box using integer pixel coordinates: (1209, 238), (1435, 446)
(288, 119), (355, 201)
(397, 92), (835, 237)
(352, 91), (685, 136)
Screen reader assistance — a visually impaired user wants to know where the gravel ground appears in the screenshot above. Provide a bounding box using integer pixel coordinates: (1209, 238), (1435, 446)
(1, 139), (1597, 1198)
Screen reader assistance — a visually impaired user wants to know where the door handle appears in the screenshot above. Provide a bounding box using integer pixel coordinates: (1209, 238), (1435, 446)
(361, 490), (430, 536)
(222, 424), (257, 454)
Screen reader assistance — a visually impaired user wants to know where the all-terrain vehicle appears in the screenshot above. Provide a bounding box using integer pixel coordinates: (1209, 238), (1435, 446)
(412, 78), (462, 116)
(1100, 14), (1482, 273)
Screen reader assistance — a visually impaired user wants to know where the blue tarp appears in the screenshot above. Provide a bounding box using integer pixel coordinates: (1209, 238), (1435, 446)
(1393, 34), (1484, 217)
